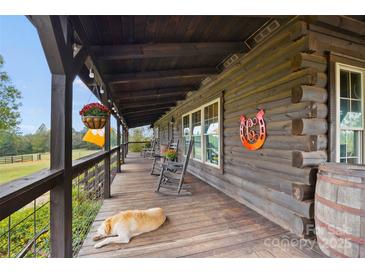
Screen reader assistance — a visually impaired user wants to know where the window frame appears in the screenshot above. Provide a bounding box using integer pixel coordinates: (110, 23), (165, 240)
(335, 62), (365, 164)
(181, 97), (221, 169)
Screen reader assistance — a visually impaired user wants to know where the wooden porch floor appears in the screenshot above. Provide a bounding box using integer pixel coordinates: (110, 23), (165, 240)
(78, 153), (325, 258)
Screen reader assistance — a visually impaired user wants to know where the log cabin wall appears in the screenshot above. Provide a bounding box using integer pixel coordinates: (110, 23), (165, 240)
(154, 16), (365, 236)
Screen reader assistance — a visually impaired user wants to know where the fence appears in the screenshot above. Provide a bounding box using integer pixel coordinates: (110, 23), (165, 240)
(0, 154), (42, 164)
(0, 195), (50, 258)
(0, 146), (122, 258)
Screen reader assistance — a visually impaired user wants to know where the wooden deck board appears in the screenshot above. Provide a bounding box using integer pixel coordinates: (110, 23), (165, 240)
(78, 153), (325, 258)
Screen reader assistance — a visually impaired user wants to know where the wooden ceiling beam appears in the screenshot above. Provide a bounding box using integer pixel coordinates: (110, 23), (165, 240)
(115, 86), (196, 100)
(126, 113), (163, 121)
(122, 105), (172, 115)
(91, 42), (244, 60)
(105, 67), (218, 84)
(121, 99), (177, 110)
(118, 94), (186, 104)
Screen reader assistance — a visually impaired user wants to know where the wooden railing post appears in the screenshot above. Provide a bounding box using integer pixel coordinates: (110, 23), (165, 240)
(104, 116), (111, 198)
(116, 120), (121, 173)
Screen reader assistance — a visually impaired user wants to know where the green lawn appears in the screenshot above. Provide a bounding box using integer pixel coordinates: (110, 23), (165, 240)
(0, 149), (99, 185)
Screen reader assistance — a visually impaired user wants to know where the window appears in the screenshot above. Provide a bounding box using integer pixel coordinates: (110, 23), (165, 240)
(182, 98), (221, 168)
(204, 102), (219, 165)
(192, 110), (202, 160)
(336, 63), (364, 164)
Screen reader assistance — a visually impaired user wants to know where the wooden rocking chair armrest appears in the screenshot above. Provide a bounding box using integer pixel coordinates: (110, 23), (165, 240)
(162, 162), (183, 169)
(153, 154), (165, 158)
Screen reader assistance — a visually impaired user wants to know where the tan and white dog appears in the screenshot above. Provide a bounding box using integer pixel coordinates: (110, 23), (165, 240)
(92, 207), (166, 248)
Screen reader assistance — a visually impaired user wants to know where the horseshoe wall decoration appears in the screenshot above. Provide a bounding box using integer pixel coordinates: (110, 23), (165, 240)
(239, 109), (266, 150)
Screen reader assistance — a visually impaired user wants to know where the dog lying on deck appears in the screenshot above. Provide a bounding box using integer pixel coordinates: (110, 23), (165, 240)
(92, 208), (166, 248)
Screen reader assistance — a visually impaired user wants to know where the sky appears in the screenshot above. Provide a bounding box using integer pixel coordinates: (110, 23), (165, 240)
(0, 15), (110, 134)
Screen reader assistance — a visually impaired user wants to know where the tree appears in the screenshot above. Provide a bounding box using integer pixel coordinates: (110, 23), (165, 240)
(29, 123), (50, 153)
(0, 55), (22, 130)
(129, 127), (151, 152)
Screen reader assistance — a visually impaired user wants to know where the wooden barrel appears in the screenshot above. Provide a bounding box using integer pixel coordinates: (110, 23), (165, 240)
(315, 163), (365, 257)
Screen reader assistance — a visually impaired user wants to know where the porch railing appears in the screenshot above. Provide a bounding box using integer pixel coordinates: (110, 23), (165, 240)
(0, 145), (123, 258)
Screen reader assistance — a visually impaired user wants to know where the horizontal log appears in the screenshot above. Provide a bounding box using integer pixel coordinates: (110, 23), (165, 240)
(224, 135), (327, 152)
(292, 183), (316, 201)
(225, 154), (317, 185)
(225, 119), (292, 137)
(292, 118), (328, 135)
(224, 173), (314, 218)
(292, 52), (327, 72)
(188, 164), (314, 219)
(91, 42), (244, 60)
(197, 167), (315, 236)
(291, 85), (328, 103)
(224, 102), (328, 127)
(225, 146), (292, 161)
(225, 68), (327, 105)
(105, 67), (219, 84)
(292, 150), (328, 168)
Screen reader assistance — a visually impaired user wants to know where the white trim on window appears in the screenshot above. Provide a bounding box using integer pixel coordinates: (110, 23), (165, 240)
(181, 98), (221, 169)
(335, 62), (365, 164)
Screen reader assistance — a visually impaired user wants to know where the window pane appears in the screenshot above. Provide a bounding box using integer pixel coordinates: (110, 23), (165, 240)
(204, 102), (219, 135)
(347, 158), (360, 164)
(204, 101), (219, 165)
(192, 110), (202, 159)
(193, 136), (202, 160)
(183, 115), (190, 136)
(340, 99), (350, 127)
(346, 130), (360, 158)
(340, 70), (350, 98)
(205, 135), (219, 165)
(340, 130), (362, 164)
(351, 72), (362, 99)
(340, 131), (346, 157)
(192, 110), (201, 136)
(351, 100), (363, 128)
(183, 136), (190, 155)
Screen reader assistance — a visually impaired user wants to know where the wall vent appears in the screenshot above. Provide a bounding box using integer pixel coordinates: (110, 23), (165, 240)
(223, 54), (239, 69)
(201, 76), (212, 86)
(245, 19), (280, 49)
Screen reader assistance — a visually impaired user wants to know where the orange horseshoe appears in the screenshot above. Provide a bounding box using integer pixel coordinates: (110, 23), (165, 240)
(239, 109), (266, 150)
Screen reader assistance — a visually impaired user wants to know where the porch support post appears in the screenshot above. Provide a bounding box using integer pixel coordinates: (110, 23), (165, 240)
(50, 74), (73, 258)
(116, 119), (121, 172)
(121, 127), (125, 164)
(126, 129), (129, 156)
(104, 115), (111, 198)
(29, 15), (76, 258)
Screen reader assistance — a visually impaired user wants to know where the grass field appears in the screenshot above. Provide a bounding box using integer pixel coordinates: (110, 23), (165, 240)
(0, 149), (99, 185)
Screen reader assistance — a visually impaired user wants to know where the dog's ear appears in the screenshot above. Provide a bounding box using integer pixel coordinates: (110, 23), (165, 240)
(104, 218), (112, 235)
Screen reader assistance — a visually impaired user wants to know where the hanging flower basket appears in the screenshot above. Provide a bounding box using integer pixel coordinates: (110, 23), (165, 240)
(79, 103), (110, 129)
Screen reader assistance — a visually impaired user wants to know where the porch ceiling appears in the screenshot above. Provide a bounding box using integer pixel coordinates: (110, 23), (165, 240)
(72, 16), (287, 128)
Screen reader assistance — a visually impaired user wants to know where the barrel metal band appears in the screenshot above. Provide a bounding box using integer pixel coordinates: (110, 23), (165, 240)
(315, 194), (365, 217)
(318, 175), (365, 189)
(315, 216), (365, 245)
(316, 237), (349, 258)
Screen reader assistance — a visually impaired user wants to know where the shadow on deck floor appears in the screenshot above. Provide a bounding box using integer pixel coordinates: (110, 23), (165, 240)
(78, 153), (325, 258)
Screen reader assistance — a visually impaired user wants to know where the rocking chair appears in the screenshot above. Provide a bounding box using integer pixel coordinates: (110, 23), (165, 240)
(155, 139), (193, 195)
(150, 139), (179, 175)
(144, 139), (158, 158)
